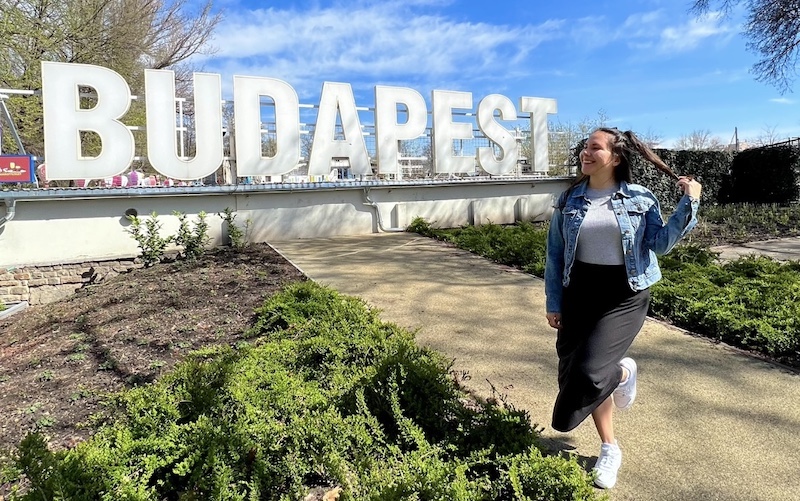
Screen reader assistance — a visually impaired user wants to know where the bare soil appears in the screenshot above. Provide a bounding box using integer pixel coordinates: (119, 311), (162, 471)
(0, 244), (306, 461)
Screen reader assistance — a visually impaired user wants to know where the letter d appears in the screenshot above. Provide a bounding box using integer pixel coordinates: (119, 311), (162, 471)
(41, 62), (134, 180)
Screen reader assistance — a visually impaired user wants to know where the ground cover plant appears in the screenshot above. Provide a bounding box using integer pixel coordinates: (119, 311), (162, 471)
(687, 203), (800, 246)
(408, 204), (800, 370)
(654, 247), (800, 366)
(1, 280), (601, 500)
(0, 244), (305, 492)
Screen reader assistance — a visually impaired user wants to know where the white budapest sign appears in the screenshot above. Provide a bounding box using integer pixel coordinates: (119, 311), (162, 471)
(41, 61), (557, 181)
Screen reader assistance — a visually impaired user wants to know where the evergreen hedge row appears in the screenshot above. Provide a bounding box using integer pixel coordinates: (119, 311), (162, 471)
(2, 282), (601, 501)
(722, 145), (800, 204)
(635, 149), (732, 212)
(570, 137), (800, 210)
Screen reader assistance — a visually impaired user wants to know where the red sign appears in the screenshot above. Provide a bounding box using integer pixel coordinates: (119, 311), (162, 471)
(0, 155), (35, 183)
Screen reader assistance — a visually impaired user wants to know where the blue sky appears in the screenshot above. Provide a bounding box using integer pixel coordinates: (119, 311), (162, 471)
(191, 0), (798, 148)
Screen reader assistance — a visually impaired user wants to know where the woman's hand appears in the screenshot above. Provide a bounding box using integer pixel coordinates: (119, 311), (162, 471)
(546, 312), (562, 329)
(677, 176), (702, 199)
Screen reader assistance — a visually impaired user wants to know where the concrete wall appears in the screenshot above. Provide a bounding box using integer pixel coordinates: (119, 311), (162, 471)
(1, 178), (571, 269)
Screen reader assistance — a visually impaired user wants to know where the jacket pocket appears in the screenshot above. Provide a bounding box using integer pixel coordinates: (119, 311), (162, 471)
(624, 204), (648, 234)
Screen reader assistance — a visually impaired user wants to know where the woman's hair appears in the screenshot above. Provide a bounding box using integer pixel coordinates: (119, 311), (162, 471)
(576, 128), (679, 184)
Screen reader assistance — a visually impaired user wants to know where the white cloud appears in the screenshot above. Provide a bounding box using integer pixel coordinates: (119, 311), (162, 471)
(621, 10), (665, 38)
(655, 11), (735, 53)
(568, 9), (734, 55)
(200, 2), (564, 97)
(770, 98), (795, 104)
(575, 9), (736, 56)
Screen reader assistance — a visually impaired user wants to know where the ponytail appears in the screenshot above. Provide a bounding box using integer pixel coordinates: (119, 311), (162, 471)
(619, 130), (679, 180)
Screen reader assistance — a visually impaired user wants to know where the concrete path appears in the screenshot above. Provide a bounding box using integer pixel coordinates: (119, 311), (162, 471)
(712, 237), (800, 262)
(271, 234), (800, 501)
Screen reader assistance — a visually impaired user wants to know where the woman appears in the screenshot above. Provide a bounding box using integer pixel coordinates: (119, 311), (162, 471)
(544, 128), (702, 489)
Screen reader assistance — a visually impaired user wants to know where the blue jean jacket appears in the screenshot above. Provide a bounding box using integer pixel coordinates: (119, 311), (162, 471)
(545, 179), (699, 314)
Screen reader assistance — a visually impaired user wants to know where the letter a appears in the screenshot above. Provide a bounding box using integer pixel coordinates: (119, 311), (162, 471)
(308, 82), (371, 176)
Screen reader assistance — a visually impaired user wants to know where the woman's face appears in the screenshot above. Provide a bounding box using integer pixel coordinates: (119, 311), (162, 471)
(580, 131), (619, 177)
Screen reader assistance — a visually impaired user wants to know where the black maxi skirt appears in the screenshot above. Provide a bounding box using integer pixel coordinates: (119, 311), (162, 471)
(551, 260), (650, 432)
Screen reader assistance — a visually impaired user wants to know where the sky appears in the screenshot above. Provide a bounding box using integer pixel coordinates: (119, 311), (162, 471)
(190, 0), (799, 148)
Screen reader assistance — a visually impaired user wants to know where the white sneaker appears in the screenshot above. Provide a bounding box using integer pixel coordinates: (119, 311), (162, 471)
(613, 357), (637, 410)
(593, 441), (622, 489)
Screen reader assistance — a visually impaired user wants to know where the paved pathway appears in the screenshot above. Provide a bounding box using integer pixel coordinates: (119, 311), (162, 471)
(271, 234), (800, 501)
(712, 237), (800, 261)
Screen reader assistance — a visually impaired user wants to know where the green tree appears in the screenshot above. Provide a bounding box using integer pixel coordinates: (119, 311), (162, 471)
(0, 0), (221, 160)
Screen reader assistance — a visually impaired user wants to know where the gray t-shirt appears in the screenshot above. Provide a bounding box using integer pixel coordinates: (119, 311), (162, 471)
(576, 184), (625, 265)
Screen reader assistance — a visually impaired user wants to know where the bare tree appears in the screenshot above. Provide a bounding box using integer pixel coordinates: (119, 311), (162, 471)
(636, 128), (664, 148)
(0, 0), (221, 157)
(691, 0), (800, 93)
(747, 124), (785, 147)
(673, 129), (725, 150)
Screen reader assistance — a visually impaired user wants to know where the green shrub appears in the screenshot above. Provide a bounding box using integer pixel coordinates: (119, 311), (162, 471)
(6, 282), (599, 500)
(434, 222), (549, 277)
(126, 211), (172, 267)
(633, 148), (734, 211)
(723, 145), (800, 204)
(502, 448), (601, 500)
(689, 203), (800, 245)
(407, 216), (435, 236)
(652, 255), (800, 365)
(218, 207), (250, 249)
(173, 211), (210, 260)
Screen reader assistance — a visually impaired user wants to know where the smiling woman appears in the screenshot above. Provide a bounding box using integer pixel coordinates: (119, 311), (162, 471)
(544, 127), (702, 489)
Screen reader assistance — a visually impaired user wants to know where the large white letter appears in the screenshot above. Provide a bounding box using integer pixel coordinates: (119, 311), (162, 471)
(519, 97), (557, 173)
(374, 86), (427, 175)
(432, 90), (473, 174)
(308, 82), (371, 176)
(476, 94), (518, 175)
(41, 62), (134, 180)
(145, 70), (223, 180)
(233, 76), (300, 176)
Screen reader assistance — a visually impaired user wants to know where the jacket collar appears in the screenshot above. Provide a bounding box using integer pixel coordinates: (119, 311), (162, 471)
(571, 178), (631, 199)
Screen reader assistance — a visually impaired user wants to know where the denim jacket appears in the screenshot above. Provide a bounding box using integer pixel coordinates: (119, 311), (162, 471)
(544, 179), (699, 314)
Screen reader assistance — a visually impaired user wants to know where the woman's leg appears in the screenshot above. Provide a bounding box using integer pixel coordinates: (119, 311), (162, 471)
(591, 365), (629, 443)
(592, 395), (615, 444)
(591, 394), (623, 489)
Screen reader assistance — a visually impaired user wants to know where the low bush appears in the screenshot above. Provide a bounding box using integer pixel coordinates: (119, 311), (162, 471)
(125, 211), (171, 267)
(687, 203), (800, 246)
(3, 282), (601, 500)
(409, 219), (548, 277)
(409, 216), (800, 368)
(173, 210), (209, 260)
(652, 253), (800, 366)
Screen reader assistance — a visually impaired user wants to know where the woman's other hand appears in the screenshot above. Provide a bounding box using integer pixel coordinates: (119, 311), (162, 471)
(546, 312), (562, 329)
(677, 176), (702, 199)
